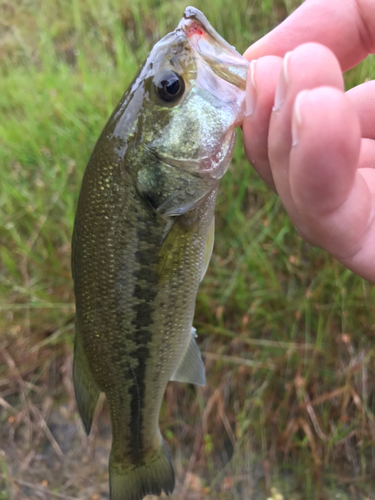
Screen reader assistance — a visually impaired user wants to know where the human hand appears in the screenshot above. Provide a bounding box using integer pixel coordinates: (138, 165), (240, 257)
(242, 0), (375, 283)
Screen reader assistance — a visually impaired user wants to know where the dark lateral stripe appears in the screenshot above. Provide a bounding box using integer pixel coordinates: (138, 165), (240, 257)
(128, 216), (160, 458)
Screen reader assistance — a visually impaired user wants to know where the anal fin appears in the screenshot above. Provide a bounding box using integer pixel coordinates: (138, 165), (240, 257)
(170, 327), (205, 386)
(73, 332), (101, 435)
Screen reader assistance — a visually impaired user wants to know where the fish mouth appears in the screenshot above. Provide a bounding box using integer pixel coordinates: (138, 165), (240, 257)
(177, 7), (249, 90)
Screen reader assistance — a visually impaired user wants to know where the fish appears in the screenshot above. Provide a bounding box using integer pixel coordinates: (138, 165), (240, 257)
(71, 6), (249, 500)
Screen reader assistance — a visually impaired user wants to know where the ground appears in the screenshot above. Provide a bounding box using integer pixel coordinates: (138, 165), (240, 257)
(1, 0), (375, 498)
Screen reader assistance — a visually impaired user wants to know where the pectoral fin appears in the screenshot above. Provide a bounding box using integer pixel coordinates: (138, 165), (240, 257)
(170, 327), (205, 386)
(73, 332), (100, 435)
(201, 216), (214, 281)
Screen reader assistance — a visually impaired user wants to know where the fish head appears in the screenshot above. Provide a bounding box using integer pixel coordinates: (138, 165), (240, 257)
(129, 7), (249, 182)
(108, 8), (249, 215)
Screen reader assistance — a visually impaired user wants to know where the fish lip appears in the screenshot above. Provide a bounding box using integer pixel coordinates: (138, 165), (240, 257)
(177, 7), (249, 90)
(178, 7), (235, 54)
(178, 7), (248, 63)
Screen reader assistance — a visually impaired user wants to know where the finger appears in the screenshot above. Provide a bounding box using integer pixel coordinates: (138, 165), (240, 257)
(243, 0), (375, 71)
(290, 88), (361, 223)
(358, 139), (375, 169)
(358, 168), (375, 194)
(347, 80), (375, 139)
(242, 55), (283, 191)
(268, 43), (344, 221)
(289, 87), (375, 282)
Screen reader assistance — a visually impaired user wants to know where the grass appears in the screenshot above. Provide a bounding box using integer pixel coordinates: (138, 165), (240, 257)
(1, 0), (375, 498)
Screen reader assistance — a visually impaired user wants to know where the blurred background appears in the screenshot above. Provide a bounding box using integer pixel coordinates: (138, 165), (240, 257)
(1, 0), (375, 499)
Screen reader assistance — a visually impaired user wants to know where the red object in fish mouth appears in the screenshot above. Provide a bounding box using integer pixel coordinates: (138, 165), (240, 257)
(185, 21), (204, 38)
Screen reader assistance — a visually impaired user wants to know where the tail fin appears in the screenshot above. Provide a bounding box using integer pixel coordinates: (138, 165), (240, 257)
(109, 439), (175, 500)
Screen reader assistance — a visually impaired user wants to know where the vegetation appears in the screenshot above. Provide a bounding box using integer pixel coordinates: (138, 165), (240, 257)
(1, 0), (375, 498)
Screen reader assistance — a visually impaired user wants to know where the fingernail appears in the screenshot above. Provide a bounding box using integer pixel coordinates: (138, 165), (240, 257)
(245, 60), (257, 116)
(292, 90), (309, 147)
(273, 51), (292, 111)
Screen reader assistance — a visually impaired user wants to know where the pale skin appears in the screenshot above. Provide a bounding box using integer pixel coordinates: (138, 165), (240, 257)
(242, 0), (375, 283)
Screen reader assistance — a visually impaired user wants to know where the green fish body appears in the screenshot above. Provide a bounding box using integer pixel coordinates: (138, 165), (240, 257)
(72, 7), (248, 500)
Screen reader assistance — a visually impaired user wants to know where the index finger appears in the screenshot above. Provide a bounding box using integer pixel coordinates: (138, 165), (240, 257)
(244, 0), (375, 71)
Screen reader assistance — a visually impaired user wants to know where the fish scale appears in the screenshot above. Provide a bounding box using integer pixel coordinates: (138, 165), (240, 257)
(72, 6), (249, 500)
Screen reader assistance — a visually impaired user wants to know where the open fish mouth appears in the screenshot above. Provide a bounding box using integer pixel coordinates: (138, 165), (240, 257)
(178, 6), (249, 90)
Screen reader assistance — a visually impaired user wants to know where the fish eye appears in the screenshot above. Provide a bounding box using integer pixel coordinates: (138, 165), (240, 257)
(154, 71), (185, 103)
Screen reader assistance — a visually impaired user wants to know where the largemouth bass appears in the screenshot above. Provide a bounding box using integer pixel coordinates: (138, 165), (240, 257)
(72, 7), (249, 500)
